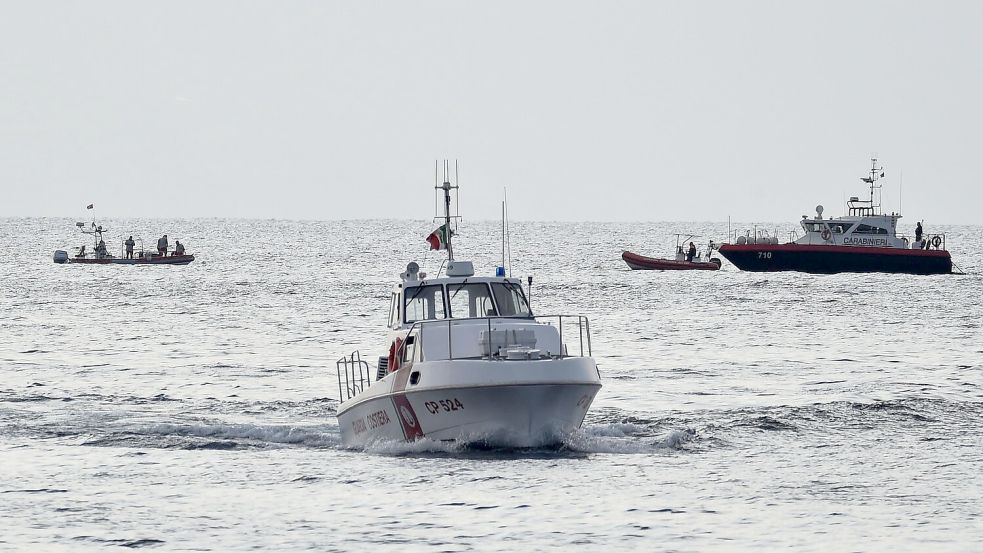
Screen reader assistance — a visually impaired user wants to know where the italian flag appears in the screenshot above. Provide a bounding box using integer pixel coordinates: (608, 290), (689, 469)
(426, 224), (449, 250)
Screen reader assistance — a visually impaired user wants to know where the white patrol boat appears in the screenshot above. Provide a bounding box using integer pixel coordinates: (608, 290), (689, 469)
(718, 157), (952, 274)
(335, 164), (601, 448)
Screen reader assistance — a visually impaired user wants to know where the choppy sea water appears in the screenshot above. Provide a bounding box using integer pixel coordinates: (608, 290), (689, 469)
(2, 217), (981, 551)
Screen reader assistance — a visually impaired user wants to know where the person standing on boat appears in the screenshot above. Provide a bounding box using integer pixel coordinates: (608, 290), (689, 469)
(174, 240), (185, 256)
(157, 234), (168, 256)
(125, 236), (135, 259)
(687, 242), (697, 262)
(95, 239), (108, 258)
(915, 221), (923, 243)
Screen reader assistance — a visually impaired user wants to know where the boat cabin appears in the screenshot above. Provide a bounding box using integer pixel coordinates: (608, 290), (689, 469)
(792, 158), (945, 250)
(796, 208), (907, 248)
(389, 262), (532, 330)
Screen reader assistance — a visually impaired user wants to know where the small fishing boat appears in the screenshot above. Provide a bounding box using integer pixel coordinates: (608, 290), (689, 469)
(717, 157), (952, 275)
(53, 221), (194, 265)
(622, 234), (722, 271)
(335, 162), (601, 448)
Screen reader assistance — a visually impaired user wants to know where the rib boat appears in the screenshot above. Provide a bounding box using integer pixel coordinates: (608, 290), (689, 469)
(335, 163), (601, 448)
(622, 235), (721, 270)
(718, 158), (952, 275)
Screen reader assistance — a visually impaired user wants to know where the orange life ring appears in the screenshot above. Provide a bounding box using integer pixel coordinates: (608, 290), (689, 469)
(820, 228), (831, 241)
(387, 337), (403, 373)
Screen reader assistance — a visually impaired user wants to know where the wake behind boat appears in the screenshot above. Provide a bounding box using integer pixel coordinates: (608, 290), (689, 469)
(718, 158), (952, 275)
(335, 163), (601, 448)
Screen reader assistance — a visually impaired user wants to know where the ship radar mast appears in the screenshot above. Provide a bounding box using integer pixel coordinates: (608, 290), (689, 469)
(848, 157), (885, 217)
(435, 160), (461, 262)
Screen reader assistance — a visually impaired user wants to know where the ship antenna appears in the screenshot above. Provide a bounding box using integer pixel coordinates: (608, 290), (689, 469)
(436, 159), (456, 261)
(501, 193), (506, 273)
(870, 157), (876, 211)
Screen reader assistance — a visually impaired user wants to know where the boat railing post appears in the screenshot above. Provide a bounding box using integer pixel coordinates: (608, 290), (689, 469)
(353, 352), (360, 394)
(558, 315), (563, 358)
(585, 317), (592, 357)
(345, 353), (355, 397)
(578, 316), (584, 357)
(336, 357), (344, 402)
(356, 351), (366, 391)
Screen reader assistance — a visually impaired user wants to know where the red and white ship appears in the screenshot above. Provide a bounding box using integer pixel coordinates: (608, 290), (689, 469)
(718, 158), (952, 275)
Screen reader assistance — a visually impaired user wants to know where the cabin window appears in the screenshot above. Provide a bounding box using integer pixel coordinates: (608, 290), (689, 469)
(447, 283), (496, 318)
(491, 282), (532, 317)
(403, 285), (446, 323)
(853, 224), (888, 235)
(807, 223), (849, 233)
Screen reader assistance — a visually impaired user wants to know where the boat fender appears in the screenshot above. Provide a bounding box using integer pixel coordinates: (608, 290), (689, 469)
(932, 236), (942, 249)
(820, 228), (831, 241)
(388, 337), (403, 373)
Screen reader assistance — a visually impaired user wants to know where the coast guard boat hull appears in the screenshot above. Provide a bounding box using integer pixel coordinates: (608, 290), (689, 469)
(718, 244), (951, 274)
(337, 358), (601, 448)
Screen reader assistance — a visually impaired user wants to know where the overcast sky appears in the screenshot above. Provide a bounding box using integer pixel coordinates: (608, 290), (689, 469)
(2, 1), (981, 224)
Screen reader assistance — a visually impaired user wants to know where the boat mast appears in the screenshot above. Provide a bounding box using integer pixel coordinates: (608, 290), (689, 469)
(436, 160), (457, 262)
(863, 156), (884, 215)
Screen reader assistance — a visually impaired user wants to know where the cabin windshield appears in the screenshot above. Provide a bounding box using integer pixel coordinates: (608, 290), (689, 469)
(403, 284), (446, 323)
(853, 224), (889, 235)
(491, 282), (532, 317)
(805, 222), (850, 233)
(447, 283), (496, 318)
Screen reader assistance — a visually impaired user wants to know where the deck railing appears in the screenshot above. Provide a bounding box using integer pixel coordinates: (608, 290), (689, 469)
(335, 315), (593, 403)
(336, 350), (371, 402)
(398, 314), (591, 364)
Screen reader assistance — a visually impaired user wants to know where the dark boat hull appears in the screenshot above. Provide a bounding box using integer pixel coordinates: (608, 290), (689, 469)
(68, 254), (195, 265)
(717, 244), (951, 275)
(622, 251), (721, 271)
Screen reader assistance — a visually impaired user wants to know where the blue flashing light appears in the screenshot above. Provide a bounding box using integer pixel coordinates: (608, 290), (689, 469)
(495, 266), (506, 277)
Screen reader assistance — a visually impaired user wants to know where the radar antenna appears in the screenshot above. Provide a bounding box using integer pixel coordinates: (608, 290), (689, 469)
(860, 156), (884, 214)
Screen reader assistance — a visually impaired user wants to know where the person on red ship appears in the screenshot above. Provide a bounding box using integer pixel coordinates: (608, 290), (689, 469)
(915, 221), (923, 243)
(687, 242), (697, 262)
(174, 240), (185, 256)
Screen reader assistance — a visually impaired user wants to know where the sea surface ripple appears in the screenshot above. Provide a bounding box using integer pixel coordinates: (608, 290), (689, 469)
(1, 217), (981, 551)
